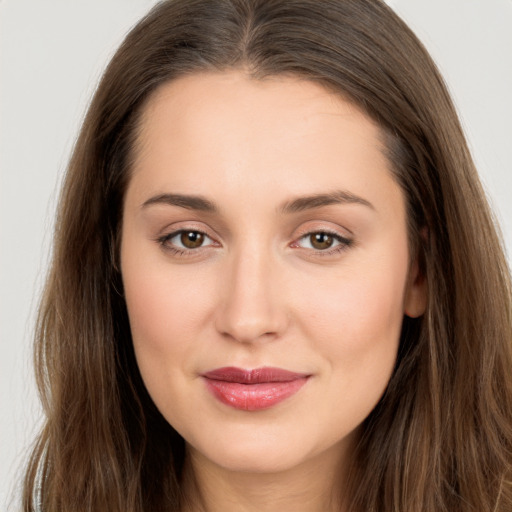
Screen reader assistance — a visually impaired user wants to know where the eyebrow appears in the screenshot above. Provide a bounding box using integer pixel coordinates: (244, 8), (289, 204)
(141, 193), (218, 212)
(279, 190), (374, 214)
(141, 189), (374, 213)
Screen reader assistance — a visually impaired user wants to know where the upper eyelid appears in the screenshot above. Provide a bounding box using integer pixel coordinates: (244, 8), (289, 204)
(292, 231), (352, 249)
(167, 227), (211, 237)
(158, 224), (352, 240)
(293, 221), (353, 237)
(293, 226), (353, 243)
(157, 222), (218, 240)
(160, 227), (349, 240)
(297, 231), (350, 242)
(164, 228), (216, 244)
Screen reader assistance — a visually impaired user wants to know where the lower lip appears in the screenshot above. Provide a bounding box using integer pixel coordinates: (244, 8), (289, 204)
(203, 377), (309, 411)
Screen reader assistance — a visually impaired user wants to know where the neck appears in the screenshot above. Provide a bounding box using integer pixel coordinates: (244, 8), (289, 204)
(180, 439), (357, 512)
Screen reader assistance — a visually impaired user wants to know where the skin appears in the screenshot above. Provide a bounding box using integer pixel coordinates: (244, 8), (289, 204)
(120, 71), (426, 512)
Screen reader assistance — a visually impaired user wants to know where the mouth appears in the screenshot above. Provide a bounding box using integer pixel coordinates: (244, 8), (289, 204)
(201, 367), (310, 411)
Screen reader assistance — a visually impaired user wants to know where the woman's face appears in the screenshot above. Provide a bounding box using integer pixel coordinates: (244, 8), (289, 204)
(121, 71), (425, 475)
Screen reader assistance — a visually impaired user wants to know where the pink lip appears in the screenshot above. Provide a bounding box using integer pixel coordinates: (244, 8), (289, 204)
(201, 367), (310, 411)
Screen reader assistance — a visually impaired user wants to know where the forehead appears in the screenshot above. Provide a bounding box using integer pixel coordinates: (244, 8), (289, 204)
(135, 71), (382, 157)
(128, 71), (402, 221)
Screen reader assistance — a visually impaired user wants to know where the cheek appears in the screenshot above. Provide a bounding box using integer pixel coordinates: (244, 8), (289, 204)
(120, 238), (217, 412)
(293, 242), (409, 397)
(125, 270), (209, 344)
(318, 270), (404, 349)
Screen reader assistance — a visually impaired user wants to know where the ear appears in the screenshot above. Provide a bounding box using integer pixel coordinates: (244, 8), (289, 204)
(404, 254), (427, 318)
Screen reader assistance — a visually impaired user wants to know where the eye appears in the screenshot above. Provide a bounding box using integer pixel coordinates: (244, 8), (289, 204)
(176, 230), (207, 249)
(293, 231), (352, 253)
(158, 229), (216, 251)
(304, 232), (336, 250)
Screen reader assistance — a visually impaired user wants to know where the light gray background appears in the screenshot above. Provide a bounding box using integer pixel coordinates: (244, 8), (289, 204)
(1, 0), (511, 509)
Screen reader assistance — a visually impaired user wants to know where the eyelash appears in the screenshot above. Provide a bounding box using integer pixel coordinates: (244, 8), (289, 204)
(292, 229), (353, 256)
(156, 229), (215, 258)
(156, 229), (353, 257)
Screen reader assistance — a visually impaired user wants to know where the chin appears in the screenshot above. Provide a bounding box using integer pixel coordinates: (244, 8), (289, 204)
(185, 419), (354, 476)
(184, 421), (313, 473)
(200, 442), (310, 474)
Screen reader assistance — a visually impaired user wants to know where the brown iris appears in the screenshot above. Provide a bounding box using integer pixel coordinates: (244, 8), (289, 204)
(310, 233), (334, 250)
(180, 231), (204, 249)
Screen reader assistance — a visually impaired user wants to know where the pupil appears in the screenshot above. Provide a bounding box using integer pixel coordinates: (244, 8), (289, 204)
(181, 231), (204, 248)
(311, 233), (333, 250)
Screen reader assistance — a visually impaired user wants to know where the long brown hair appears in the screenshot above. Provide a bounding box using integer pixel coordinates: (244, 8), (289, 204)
(23, 1), (512, 510)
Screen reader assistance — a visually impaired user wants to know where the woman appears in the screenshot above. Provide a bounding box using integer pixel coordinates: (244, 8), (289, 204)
(22, 0), (512, 511)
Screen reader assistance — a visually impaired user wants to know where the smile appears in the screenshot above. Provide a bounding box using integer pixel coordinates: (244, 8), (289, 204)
(201, 367), (310, 411)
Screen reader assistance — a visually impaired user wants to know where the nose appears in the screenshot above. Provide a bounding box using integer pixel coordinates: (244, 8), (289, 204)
(214, 247), (289, 344)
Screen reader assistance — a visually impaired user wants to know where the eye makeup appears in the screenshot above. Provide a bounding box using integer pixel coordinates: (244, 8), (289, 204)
(156, 228), (219, 257)
(292, 230), (353, 256)
(155, 226), (354, 259)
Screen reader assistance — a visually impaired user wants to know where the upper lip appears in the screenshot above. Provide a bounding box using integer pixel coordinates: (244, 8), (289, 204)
(202, 366), (309, 384)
